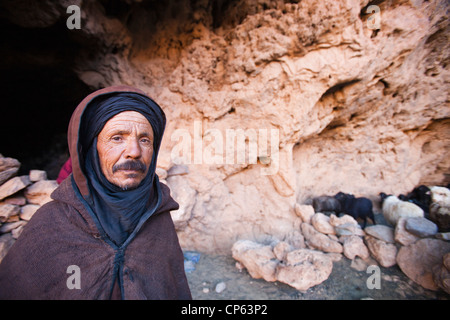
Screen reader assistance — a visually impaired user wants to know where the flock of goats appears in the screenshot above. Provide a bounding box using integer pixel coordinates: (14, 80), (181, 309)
(311, 185), (450, 232)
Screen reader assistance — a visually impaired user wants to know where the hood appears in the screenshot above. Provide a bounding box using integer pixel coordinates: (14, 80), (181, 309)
(68, 85), (150, 198)
(64, 85), (179, 224)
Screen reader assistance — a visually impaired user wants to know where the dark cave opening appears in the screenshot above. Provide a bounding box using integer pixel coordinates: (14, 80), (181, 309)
(0, 17), (92, 178)
(0, 0), (241, 179)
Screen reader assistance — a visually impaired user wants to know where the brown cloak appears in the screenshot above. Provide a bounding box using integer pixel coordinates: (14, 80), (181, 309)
(0, 86), (192, 299)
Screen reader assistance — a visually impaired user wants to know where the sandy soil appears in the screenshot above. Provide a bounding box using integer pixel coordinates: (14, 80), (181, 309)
(185, 252), (449, 300)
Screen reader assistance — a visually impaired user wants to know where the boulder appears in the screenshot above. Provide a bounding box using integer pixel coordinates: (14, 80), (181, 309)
(395, 217), (420, 246)
(276, 249), (333, 291)
(294, 204), (314, 224)
(20, 204), (41, 221)
(272, 241), (292, 261)
(329, 214), (358, 227)
(231, 240), (278, 282)
(0, 168), (19, 186)
(24, 180), (58, 206)
(364, 225), (395, 243)
(334, 222), (365, 237)
(0, 157), (20, 185)
(11, 225), (25, 239)
(397, 238), (450, 291)
(432, 252), (450, 294)
(301, 223), (343, 253)
(0, 156), (20, 172)
(0, 204), (20, 223)
(0, 233), (15, 263)
(365, 235), (398, 268)
(0, 176), (31, 201)
(0, 220), (27, 234)
(435, 232), (450, 241)
(0, 195), (26, 206)
(311, 212), (335, 235)
(29, 170), (47, 182)
(342, 235), (370, 260)
(405, 217), (438, 238)
(428, 186), (450, 232)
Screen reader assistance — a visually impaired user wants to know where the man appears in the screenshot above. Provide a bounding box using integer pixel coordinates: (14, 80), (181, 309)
(0, 85), (192, 299)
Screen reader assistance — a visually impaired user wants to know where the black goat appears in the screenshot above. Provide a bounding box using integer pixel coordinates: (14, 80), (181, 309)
(334, 192), (375, 228)
(399, 185), (431, 216)
(312, 196), (341, 214)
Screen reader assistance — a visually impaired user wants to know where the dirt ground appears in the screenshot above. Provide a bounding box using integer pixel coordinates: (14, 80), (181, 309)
(185, 252), (449, 300)
(184, 210), (449, 300)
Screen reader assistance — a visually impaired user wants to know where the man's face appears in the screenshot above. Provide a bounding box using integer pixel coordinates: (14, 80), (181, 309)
(97, 111), (154, 190)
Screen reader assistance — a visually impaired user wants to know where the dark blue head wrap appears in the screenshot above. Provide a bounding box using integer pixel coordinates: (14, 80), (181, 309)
(79, 92), (166, 246)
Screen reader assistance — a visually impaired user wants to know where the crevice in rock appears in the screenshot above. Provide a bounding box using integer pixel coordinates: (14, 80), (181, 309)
(319, 79), (360, 101)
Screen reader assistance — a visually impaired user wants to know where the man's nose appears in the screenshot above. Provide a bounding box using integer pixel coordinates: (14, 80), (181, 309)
(124, 137), (142, 159)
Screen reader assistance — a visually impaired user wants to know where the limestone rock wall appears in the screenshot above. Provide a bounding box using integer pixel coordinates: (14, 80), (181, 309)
(3, 0), (449, 253)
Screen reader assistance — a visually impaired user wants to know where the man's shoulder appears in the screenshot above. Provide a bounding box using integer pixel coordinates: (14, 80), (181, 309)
(29, 178), (93, 232)
(50, 176), (79, 205)
(23, 198), (72, 232)
(156, 181), (180, 214)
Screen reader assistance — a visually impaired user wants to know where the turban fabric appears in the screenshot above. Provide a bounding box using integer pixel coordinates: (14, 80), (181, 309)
(78, 92), (166, 246)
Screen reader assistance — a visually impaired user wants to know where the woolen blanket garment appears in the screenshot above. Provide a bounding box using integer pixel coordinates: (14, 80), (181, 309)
(0, 86), (192, 299)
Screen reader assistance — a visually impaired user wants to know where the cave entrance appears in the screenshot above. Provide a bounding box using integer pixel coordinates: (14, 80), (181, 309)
(0, 17), (91, 179)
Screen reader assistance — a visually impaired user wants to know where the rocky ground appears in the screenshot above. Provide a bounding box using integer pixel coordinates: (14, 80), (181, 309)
(185, 251), (449, 300)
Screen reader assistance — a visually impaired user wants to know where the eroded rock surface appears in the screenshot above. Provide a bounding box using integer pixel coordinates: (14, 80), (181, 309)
(2, 0), (449, 252)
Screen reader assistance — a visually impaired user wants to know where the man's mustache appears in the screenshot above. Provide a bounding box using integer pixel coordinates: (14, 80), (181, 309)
(112, 160), (147, 173)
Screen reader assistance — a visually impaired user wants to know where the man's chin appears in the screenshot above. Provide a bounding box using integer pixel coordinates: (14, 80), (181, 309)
(119, 183), (139, 191)
(113, 176), (144, 191)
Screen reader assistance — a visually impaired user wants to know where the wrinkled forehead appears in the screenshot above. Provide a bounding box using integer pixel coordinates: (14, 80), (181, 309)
(100, 111), (153, 135)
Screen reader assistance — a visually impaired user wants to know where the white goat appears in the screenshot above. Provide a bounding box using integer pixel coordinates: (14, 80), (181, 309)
(380, 193), (424, 226)
(429, 186), (450, 231)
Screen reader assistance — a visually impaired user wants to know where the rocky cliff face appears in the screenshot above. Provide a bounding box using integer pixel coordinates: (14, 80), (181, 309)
(2, 0), (449, 252)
